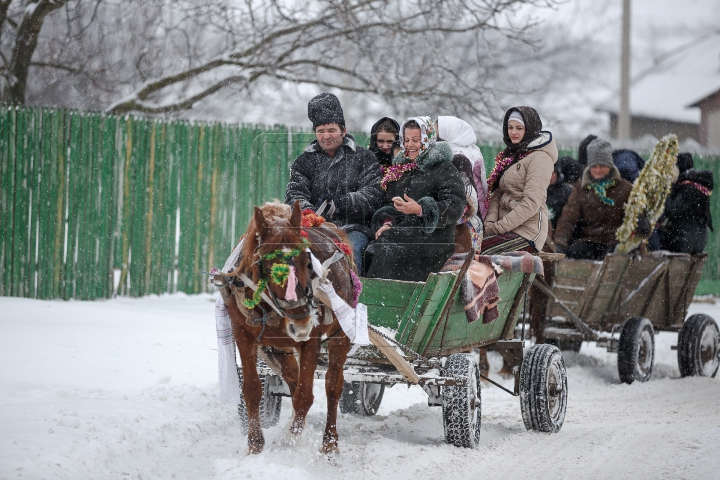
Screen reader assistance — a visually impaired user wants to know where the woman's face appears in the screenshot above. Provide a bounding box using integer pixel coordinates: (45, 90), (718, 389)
(507, 120), (525, 144)
(403, 128), (422, 160)
(375, 131), (395, 154)
(590, 165), (611, 179)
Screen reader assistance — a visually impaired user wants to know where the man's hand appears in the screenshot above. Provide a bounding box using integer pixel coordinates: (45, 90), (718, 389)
(393, 194), (422, 215)
(375, 224), (392, 239)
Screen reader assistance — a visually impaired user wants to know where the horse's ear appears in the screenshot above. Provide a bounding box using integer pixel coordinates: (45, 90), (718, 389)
(290, 200), (302, 229)
(253, 206), (267, 238)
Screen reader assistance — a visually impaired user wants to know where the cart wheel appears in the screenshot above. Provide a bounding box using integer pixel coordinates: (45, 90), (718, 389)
(442, 353), (481, 448)
(520, 344), (567, 433)
(237, 360), (283, 432)
(617, 317), (654, 384)
(678, 314), (720, 378)
(547, 338), (582, 352)
(339, 381), (385, 416)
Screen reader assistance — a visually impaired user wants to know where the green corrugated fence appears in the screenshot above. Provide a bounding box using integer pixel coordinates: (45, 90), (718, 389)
(0, 105), (718, 299)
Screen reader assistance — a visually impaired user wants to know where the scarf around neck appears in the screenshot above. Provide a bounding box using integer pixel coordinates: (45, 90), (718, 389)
(585, 177), (618, 205)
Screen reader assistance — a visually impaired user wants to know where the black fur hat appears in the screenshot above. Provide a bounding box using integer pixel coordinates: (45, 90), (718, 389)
(308, 93), (345, 130)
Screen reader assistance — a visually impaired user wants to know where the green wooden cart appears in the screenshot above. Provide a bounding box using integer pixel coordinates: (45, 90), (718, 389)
(534, 253), (720, 384)
(247, 253), (568, 448)
(331, 254), (568, 448)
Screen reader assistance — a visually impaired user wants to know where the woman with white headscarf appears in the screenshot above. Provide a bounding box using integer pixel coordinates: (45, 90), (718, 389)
(437, 116), (488, 219)
(364, 116), (466, 281)
(438, 116), (486, 251)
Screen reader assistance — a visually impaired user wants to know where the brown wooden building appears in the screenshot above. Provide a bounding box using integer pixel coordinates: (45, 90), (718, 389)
(690, 88), (720, 148)
(600, 35), (720, 146)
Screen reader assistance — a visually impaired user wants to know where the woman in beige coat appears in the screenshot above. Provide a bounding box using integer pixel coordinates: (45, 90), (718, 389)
(481, 106), (558, 254)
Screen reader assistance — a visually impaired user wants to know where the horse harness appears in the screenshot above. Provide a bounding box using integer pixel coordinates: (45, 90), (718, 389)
(212, 235), (349, 336)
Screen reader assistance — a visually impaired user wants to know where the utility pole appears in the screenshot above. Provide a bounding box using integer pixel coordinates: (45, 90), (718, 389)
(618, 0), (632, 140)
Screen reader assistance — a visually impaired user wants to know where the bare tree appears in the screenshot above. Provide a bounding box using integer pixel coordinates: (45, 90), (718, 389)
(0, 0), (74, 104)
(104, 0), (559, 124)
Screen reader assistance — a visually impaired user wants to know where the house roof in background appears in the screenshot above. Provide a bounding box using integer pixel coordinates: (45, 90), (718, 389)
(599, 33), (720, 124)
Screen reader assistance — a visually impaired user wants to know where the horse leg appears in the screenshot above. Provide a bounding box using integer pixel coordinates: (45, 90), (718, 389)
(290, 338), (320, 435)
(275, 349), (299, 396)
(234, 328), (265, 454)
(321, 334), (351, 454)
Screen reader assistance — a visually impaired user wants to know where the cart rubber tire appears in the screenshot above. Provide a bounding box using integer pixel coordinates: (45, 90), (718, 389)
(678, 314), (720, 378)
(520, 344), (567, 433)
(442, 353), (481, 448)
(547, 338), (582, 352)
(237, 360), (283, 432)
(617, 317), (655, 384)
(339, 381), (385, 416)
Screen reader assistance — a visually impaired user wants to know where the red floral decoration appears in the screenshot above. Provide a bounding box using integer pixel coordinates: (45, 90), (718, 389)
(301, 209), (326, 228)
(333, 239), (352, 256)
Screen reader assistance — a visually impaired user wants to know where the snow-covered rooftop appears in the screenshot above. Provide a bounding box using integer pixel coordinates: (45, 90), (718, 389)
(600, 33), (720, 124)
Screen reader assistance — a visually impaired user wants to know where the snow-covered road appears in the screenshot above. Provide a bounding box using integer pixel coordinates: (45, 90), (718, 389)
(1, 295), (719, 479)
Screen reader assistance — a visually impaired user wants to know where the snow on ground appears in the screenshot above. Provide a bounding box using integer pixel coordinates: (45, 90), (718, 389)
(1, 295), (719, 479)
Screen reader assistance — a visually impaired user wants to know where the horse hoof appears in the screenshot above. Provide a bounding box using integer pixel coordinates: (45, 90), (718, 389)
(320, 443), (339, 455)
(247, 444), (264, 455)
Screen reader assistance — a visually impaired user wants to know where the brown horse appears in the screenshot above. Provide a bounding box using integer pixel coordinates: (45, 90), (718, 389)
(217, 200), (353, 454)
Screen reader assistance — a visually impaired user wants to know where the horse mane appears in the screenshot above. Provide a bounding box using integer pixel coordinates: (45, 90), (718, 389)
(237, 201), (303, 279)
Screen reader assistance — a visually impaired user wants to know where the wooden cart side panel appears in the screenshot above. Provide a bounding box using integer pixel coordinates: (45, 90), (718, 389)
(614, 256), (669, 326)
(548, 259), (603, 319)
(677, 255), (707, 322)
(422, 270), (527, 356)
(583, 255), (632, 327)
(403, 273), (457, 352)
(668, 255), (706, 328)
(359, 278), (423, 331)
(397, 274), (441, 344)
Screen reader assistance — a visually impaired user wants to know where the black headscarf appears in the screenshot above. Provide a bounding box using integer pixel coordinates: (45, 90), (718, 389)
(369, 117), (400, 167)
(487, 107), (546, 196)
(677, 152), (694, 173)
(501, 106), (543, 159)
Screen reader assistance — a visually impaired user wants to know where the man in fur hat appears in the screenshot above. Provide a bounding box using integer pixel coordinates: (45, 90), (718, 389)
(285, 93), (382, 272)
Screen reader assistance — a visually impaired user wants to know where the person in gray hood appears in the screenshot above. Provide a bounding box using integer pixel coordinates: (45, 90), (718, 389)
(285, 93), (383, 272)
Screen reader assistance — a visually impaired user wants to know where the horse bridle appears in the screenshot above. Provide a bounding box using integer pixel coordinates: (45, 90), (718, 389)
(212, 238), (348, 322)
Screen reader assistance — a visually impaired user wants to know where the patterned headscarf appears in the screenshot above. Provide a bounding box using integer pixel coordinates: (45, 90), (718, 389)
(398, 116), (436, 162)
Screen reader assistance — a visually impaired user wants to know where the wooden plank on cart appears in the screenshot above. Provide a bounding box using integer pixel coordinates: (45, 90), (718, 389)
(367, 326), (420, 384)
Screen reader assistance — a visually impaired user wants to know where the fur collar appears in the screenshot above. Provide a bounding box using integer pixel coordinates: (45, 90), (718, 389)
(391, 141), (453, 172)
(526, 131), (553, 150)
(581, 165), (622, 188)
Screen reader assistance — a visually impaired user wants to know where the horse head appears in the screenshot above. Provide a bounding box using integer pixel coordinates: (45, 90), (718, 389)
(240, 200), (316, 342)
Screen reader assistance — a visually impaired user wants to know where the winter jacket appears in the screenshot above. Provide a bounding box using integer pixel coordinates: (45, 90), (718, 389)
(612, 149), (645, 183)
(659, 169), (714, 254)
(547, 181), (574, 230)
(484, 132), (558, 250)
(365, 141), (465, 282)
(285, 134), (383, 237)
(554, 166), (633, 248)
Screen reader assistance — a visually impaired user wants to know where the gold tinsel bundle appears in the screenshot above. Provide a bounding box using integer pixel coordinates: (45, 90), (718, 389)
(615, 134), (679, 254)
